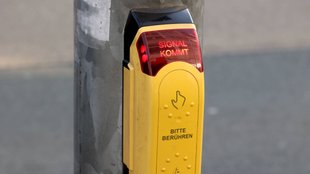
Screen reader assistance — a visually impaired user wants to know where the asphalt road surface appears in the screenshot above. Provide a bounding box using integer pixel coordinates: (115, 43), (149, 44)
(0, 0), (310, 174)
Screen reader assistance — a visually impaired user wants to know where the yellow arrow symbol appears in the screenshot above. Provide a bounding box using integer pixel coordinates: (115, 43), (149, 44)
(175, 168), (181, 174)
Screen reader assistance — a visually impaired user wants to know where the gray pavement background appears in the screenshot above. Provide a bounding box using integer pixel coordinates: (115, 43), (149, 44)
(203, 49), (310, 174)
(0, 0), (310, 174)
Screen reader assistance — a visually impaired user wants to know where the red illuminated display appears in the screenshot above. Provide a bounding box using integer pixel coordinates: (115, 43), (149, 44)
(139, 44), (148, 63)
(158, 40), (188, 48)
(136, 29), (203, 76)
(158, 41), (189, 57)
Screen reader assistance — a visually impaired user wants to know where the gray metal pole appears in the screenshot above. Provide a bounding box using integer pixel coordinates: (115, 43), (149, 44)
(74, 1), (205, 174)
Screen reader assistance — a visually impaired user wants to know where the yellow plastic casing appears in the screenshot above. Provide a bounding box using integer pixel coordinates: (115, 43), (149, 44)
(123, 24), (204, 174)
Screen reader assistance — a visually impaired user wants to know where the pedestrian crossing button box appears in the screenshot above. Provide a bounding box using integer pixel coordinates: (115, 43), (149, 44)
(123, 7), (205, 174)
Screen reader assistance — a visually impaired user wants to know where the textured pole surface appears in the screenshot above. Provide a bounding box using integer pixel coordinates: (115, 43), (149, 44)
(74, 1), (205, 174)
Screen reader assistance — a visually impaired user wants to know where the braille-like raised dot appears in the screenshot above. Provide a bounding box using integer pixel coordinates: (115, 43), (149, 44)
(166, 158), (171, 163)
(187, 165), (192, 169)
(186, 112), (190, 116)
(161, 168), (166, 172)
(183, 156), (188, 161)
(190, 102), (195, 107)
(175, 153), (180, 157)
(164, 105), (169, 109)
(168, 113), (173, 118)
